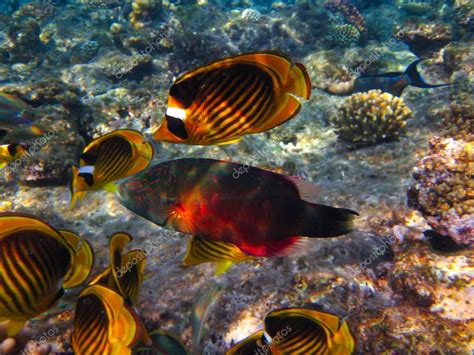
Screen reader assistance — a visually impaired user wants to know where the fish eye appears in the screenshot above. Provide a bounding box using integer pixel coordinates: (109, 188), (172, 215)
(166, 114), (188, 140)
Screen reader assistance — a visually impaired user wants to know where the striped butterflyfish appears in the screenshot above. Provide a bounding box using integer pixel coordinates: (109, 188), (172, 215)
(152, 51), (311, 145)
(69, 129), (154, 209)
(182, 235), (254, 275)
(72, 284), (149, 355)
(89, 232), (146, 306)
(133, 329), (188, 355)
(0, 143), (26, 168)
(264, 308), (355, 354)
(0, 213), (94, 337)
(225, 330), (268, 355)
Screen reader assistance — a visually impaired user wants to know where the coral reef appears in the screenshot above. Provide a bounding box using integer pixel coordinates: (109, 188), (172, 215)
(240, 8), (262, 22)
(330, 24), (360, 47)
(398, 22), (452, 57)
(323, 0), (366, 33)
(396, 0), (440, 15)
(331, 90), (413, 146)
(129, 0), (163, 30)
(408, 137), (474, 245)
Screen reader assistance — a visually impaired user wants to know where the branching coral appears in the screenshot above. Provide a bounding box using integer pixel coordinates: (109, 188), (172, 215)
(331, 90), (413, 146)
(330, 24), (360, 47)
(323, 0), (366, 33)
(129, 0), (163, 30)
(408, 137), (474, 245)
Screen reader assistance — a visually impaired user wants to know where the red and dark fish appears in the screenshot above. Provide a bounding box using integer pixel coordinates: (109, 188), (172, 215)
(117, 158), (358, 257)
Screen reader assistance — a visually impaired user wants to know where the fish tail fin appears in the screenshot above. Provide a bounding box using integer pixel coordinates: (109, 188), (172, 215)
(306, 204), (359, 238)
(215, 261), (234, 275)
(331, 320), (356, 354)
(405, 58), (451, 89)
(284, 62), (312, 100)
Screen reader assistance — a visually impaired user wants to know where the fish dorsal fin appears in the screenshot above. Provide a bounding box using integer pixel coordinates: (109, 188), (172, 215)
(284, 176), (323, 203)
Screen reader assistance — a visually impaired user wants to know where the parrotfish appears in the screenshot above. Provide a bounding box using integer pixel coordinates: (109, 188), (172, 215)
(89, 232), (147, 306)
(0, 213), (94, 337)
(72, 284), (150, 355)
(353, 58), (450, 97)
(69, 129), (154, 209)
(117, 158), (358, 258)
(0, 143), (25, 168)
(0, 92), (32, 125)
(226, 308), (355, 354)
(152, 51), (311, 145)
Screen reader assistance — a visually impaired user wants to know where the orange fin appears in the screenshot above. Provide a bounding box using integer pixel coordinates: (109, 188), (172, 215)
(252, 94), (302, 133)
(285, 62), (311, 99)
(62, 233), (94, 288)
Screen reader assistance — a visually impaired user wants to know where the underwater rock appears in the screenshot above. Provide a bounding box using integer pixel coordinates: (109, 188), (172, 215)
(330, 24), (360, 47)
(398, 22), (452, 57)
(408, 137), (473, 245)
(129, 0), (163, 30)
(395, 0), (440, 15)
(323, 0), (366, 33)
(452, 1), (474, 40)
(5, 18), (45, 63)
(331, 90), (413, 146)
(99, 52), (154, 82)
(69, 40), (100, 64)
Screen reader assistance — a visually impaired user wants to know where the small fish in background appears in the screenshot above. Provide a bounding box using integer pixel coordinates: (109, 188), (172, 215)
(89, 232), (147, 305)
(327, 58), (450, 97)
(133, 329), (188, 355)
(0, 143), (26, 168)
(72, 284), (150, 355)
(0, 92), (33, 125)
(192, 284), (223, 354)
(117, 158), (358, 258)
(423, 230), (470, 254)
(69, 129), (154, 209)
(0, 213), (94, 337)
(0, 125), (46, 144)
(182, 235), (254, 275)
(226, 308), (355, 354)
(152, 51), (311, 145)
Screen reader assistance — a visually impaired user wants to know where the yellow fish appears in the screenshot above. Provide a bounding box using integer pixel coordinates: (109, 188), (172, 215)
(72, 284), (149, 355)
(0, 213), (94, 337)
(89, 232), (147, 305)
(182, 235), (254, 275)
(69, 129), (154, 209)
(226, 308), (355, 355)
(0, 143), (25, 168)
(152, 51), (311, 145)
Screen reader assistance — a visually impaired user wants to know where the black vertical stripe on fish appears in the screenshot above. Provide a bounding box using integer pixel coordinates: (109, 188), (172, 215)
(182, 70), (225, 115)
(78, 172), (94, 187)
(205, 69), (258, 126)
(210, 78), (273, 141)
(95, 137), (133, 182)
(74, 294), (109, 353)
(170, 74), (203, 108)
(166, 115), (188, 139)
(195, 69), (251, 126)
(7, 144), (18, 156)
(210, 77), (270, 141)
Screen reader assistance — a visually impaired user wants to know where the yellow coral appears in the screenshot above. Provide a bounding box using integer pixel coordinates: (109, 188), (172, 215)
(331, 90), (413, 145)
(129, 0), (163, 30)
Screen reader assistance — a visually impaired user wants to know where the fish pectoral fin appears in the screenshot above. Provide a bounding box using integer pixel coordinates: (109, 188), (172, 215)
(102, 182), (118, 193)
(63, 239), (94, 288)
(215, 261), (234, 275)
(5, 319), (26, 337)
(252, 94), (302, 133)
